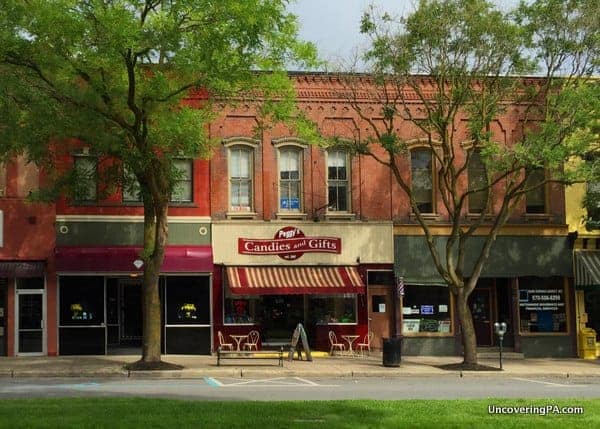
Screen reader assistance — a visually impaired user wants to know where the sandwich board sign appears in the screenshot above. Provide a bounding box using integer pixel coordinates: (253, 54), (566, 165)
(288, 323), (312, 362)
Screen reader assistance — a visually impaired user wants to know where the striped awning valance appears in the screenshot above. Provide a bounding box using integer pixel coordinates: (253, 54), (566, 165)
(574, 250), (600, 288)
(226, 266), (365, 295)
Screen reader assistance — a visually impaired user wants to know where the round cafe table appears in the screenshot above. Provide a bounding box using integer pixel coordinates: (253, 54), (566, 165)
(341, 335), (360, 356)
(230, 334), (248, 351)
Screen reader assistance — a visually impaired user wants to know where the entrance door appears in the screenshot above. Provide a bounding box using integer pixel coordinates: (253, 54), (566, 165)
(120, 280), (142, 346)
(368, 286), (393, 350)
(262, 295), (304, 342)
(469, 288), (492, 346)
(16, 290), (45, 355)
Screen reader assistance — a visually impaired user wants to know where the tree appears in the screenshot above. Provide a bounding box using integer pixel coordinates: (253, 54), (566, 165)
(331, 0), (599, 365)
(0, 0), (315, 368)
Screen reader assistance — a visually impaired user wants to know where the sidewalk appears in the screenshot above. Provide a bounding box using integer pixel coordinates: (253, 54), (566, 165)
(2, 353), (600, 379)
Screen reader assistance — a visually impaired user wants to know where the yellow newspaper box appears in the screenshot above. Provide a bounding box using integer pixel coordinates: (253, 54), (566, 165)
(579, 328), (597, 360)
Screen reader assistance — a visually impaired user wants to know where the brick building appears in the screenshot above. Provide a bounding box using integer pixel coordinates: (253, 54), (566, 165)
(1, 73), (577, 357)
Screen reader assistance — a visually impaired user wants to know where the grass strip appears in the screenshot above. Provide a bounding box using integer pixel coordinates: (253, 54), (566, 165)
(0, 398), (597, 429)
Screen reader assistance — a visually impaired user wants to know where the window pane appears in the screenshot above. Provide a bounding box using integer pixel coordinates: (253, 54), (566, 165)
(122, 167), (141, 202)
(518, 277), (566, 333)
(171, 159), (192, 203)
(74, 157), (97, 202)
(309, 294), (357, 324)
(279, 148), (302, 211)
(402, 285), (452, 333)
(468, 151), (488, 213)
(174, 159), (192, 179)
(411, 149), (433, 213)
(526, 169), (545, 213)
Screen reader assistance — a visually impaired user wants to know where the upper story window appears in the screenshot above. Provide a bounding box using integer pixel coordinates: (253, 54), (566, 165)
(122, 166), (142, 203)
(467, 150), (488, 213)
(327, 150), (350, 212)
(279, 147), (303, 212)
(171, 158), (193, 203)
(73, 155), (97, 203)
(410, 148), (435, 213)
(229, 146), (253, 212)
(585, 182), (600, 227)
(525, 168), (546, 214)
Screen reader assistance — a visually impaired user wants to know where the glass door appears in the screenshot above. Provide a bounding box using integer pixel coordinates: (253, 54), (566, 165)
(16, 290), (45, 355)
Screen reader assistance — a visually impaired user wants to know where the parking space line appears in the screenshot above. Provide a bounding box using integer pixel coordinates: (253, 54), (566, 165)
(512, 377), (579, 387)
(204, 377), (223, 387)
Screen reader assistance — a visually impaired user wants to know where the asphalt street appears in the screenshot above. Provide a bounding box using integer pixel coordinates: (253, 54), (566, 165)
(1, 375), (599, 401)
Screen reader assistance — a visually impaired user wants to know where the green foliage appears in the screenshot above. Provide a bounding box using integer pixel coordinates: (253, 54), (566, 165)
(0, 0), (317, 200)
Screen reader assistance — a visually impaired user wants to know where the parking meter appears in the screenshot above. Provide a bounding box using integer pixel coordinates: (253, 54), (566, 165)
(494, 322), (507, 370)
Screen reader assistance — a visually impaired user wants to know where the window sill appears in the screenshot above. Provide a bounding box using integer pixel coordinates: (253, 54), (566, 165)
(466, 213), (495, 221)
(276, 212), (308, 220)
(325, 212), (356, 221)
(523, 213), (553, 222)
(409, 213), (442, 222)
(226, 211), (259, 220)
(169, 202), (197, 208)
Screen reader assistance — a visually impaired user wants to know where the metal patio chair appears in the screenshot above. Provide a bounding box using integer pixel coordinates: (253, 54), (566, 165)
(244, 330), (260, 351)
(328, 331), (345, 356)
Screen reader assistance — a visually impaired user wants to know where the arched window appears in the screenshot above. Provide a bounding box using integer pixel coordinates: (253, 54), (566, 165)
(327, 150), (350, 212)
(467, 150), (488, 213)
(279, 147), (303, 212)
(410, 148), (434, 213)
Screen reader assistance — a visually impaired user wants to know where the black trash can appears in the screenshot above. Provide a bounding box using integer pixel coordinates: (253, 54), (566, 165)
(382, 335), (402, 367)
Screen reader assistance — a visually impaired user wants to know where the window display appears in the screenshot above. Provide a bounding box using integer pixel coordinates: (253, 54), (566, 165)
(309, 294), (357, 324)
(59, 276), (104, 326)
(402, 285), (452, 334)
(224, 287), (261, 325)
(518, 277), (567, 333)
(165, 276), (210, 325)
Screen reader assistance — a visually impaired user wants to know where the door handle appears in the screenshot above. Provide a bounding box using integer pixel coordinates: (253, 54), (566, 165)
(40, 320), (44, 329)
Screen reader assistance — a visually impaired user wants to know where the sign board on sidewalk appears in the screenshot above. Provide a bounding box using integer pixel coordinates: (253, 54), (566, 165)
(288, 323), (312, 362)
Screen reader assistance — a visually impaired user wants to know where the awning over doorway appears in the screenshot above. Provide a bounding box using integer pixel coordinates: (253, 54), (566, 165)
(0, 261), (45, 277)
(574, 250), (600, 288)
(226, 266), (365, 295)
(56, 246), (213, 273)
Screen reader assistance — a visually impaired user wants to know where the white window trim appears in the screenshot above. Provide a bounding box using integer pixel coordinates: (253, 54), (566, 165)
(223, 139), (259, 218)
(276, 143), (305, 218)
(326, 150), (352, 214)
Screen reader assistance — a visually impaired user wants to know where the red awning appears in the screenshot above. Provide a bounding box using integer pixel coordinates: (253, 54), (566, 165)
(56, 246), (213, 273)
(226, 266), (365, 295)
(0, 261), (45, 277)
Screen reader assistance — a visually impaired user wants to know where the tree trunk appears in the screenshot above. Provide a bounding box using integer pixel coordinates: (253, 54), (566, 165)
(141, 201), (168, 364)
(456, 287), (478, 365)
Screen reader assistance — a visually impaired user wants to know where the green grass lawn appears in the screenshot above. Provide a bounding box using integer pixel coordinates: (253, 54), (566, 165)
(0, 398), (597, 429)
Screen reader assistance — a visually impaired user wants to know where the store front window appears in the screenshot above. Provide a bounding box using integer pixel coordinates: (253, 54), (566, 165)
(165, 276), (210, 325)
(402, 285), (452, 334)
(518, 277), (567, 333)
(224, 292), (261, 325)
(309, 294), (357, 325)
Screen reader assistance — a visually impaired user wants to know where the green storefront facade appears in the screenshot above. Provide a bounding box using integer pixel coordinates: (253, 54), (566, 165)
(394, 234), (576, 358)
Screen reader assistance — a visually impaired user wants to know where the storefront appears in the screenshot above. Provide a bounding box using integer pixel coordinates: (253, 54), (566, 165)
(212, 222), (393, 352)
(0, 262), (48, 356)
(395, 233), (575, 357)
(54, 214), (214, 355)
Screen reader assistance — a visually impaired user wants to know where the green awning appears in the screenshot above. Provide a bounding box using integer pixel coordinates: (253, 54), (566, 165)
(574, 250), (600, 289)
(395, 235), (572, 284)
